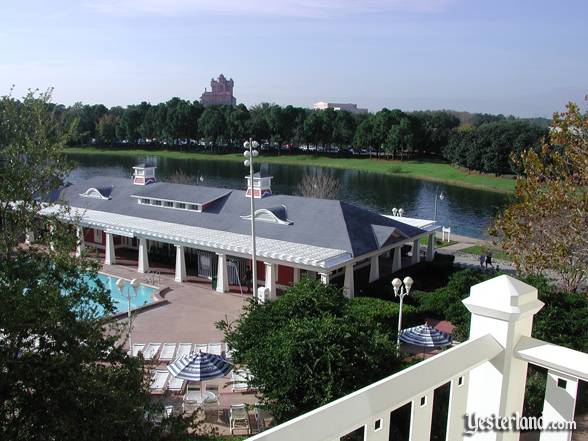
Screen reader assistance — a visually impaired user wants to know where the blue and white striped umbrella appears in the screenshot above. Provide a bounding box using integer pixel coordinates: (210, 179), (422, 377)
(399, 324), (452, 348)
(167, 351), (232, 381)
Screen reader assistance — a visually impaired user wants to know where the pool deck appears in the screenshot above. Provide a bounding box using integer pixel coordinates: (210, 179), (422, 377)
(100, 263), (249, 349)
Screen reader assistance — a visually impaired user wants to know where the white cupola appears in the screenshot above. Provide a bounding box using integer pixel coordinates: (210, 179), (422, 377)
(245, 171), (272, 199)
(132, 163), (156, 186)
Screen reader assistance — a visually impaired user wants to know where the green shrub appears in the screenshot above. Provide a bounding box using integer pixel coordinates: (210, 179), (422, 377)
(217, 277), (404, 423)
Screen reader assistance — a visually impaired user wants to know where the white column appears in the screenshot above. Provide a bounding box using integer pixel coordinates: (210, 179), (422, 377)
(104, 232), (116, 265)
(343, 262), (354, 299)
(369, 255), (380, 282)
(75, 227), (85, 257)
(293, 267), (301, 284)
(175, 245), (186, 283)
(319, 272), (330, 285)
(138, 238), (149, 273)
(25, 230), (35, 245)
(264, 262), (276, 300)
(426, 233), (435, 262)
(411, 239), (420, 265)
(409, 390), (434, 441)
(539, 371), (578, 441)
(392, 246), (402, 273)
(463, 275), (544, 441)
(446, 374), (469, 441)
(216, 253), (229, 293)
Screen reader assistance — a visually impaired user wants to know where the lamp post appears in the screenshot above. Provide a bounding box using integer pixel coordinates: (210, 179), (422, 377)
(433, 186), (445, 223)
(244, 138), (260, 300)
(392, 276), (414, 352)
(116, 278), (140, 352)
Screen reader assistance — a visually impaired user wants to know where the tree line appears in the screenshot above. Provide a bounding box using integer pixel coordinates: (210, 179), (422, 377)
(48, 98), (548, 175)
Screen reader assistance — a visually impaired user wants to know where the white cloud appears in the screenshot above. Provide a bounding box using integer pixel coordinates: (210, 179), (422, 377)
(85, 0), (452, 18)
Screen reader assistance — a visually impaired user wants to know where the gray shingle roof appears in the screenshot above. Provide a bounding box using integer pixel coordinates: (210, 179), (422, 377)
(131, 182), (231, 205)
(59, 176), (425, 258)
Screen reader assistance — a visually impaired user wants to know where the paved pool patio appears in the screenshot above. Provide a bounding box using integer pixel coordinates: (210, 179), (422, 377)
(101, 263), (249, 348)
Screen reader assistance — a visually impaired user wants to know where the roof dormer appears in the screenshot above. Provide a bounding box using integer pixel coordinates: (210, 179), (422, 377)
(79, 186), (113, 200)
(241, 206), (292, 225)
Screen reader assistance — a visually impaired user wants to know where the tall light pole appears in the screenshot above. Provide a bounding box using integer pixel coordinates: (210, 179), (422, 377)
(392, 276), (414, 352)
(433, 186), (445, 224)
(117, 278), (140, 353)
(244, 138), (260, 300)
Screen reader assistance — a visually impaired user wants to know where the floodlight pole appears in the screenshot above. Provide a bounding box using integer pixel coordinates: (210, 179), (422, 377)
(433, 186), (444, 224)
(392, 277), (414, 353)
(244, 138), (259, 299)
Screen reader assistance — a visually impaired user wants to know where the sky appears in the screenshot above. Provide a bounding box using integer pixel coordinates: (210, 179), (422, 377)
(1, 0), (586, 116)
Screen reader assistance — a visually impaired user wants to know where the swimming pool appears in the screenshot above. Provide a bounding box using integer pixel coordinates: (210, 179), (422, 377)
(84, 273), (157, 314)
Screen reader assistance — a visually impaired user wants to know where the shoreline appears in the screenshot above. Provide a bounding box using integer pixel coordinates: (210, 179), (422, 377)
(63, 147), (516, 194)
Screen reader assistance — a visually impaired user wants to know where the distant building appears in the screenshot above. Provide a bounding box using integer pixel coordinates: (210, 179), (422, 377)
(313, 101), (368, 114)
(200, 74), (237, 107)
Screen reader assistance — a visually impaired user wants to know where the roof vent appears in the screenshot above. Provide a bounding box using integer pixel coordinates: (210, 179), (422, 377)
(133, 163), (156, 186)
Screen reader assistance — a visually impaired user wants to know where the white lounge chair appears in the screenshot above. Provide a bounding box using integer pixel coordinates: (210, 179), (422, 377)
(159, 343), (177, 362)
(230, 404), (250, 435)
(207, 343), (222, 356)
(131, 343), (145, 357)
(224, 343), (234, 361)
(231, 368), (252, 393)
(175, 342), (192, 359)
(143, 343), (161, 361)
(193, 343), (207, 353)
(167, 376), (185, 393)
(150, 370), (169, 394)
(183, 383), (203, 413)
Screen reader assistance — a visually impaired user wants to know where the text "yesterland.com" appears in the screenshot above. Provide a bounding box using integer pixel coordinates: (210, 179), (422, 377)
(463, 413), (577, 436)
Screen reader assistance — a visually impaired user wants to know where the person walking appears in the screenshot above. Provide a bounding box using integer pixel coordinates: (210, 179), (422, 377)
(479, 253), (485, 268)
(485, 252), (494, 270)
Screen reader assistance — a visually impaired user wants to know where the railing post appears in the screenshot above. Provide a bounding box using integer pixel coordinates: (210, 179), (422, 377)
(462, 275), (544, 441)
(410, 390), (434, 440)
(365, 413), (388, 441)
(539, 370), (578, 441)
(446, 374), (469, 441)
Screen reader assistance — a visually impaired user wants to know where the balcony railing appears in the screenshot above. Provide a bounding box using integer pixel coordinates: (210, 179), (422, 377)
(247, 275), (588, 441)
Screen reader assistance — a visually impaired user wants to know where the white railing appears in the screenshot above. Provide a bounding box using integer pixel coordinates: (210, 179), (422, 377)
(247, 275), (587, 441)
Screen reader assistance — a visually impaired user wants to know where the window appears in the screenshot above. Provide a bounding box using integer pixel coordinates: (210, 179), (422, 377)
(188, 204), (199, 211)
(420, 396), (427, 407)
(140, 198), (150, 205)
(557, 378), (567, 389)
(175, 202), (186, 209)
(164, 201), (174, 207)
(152, 199), (162, 206)
(458, 376), (464, 386)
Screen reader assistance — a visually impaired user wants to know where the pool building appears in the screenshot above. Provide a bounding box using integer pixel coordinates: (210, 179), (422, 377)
(40, 164), (437, 299)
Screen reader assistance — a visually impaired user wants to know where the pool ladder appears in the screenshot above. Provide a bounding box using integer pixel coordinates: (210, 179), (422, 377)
(144, 271), (160, 286)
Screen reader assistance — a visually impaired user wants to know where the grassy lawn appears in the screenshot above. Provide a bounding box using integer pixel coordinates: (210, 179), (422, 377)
(460, 245), (512, 262)
(419, 237), (458, 248)
(64, 147), (516, 193)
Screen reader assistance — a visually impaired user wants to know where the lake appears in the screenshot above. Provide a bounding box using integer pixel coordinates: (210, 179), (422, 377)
(66, 153), (511, 239)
